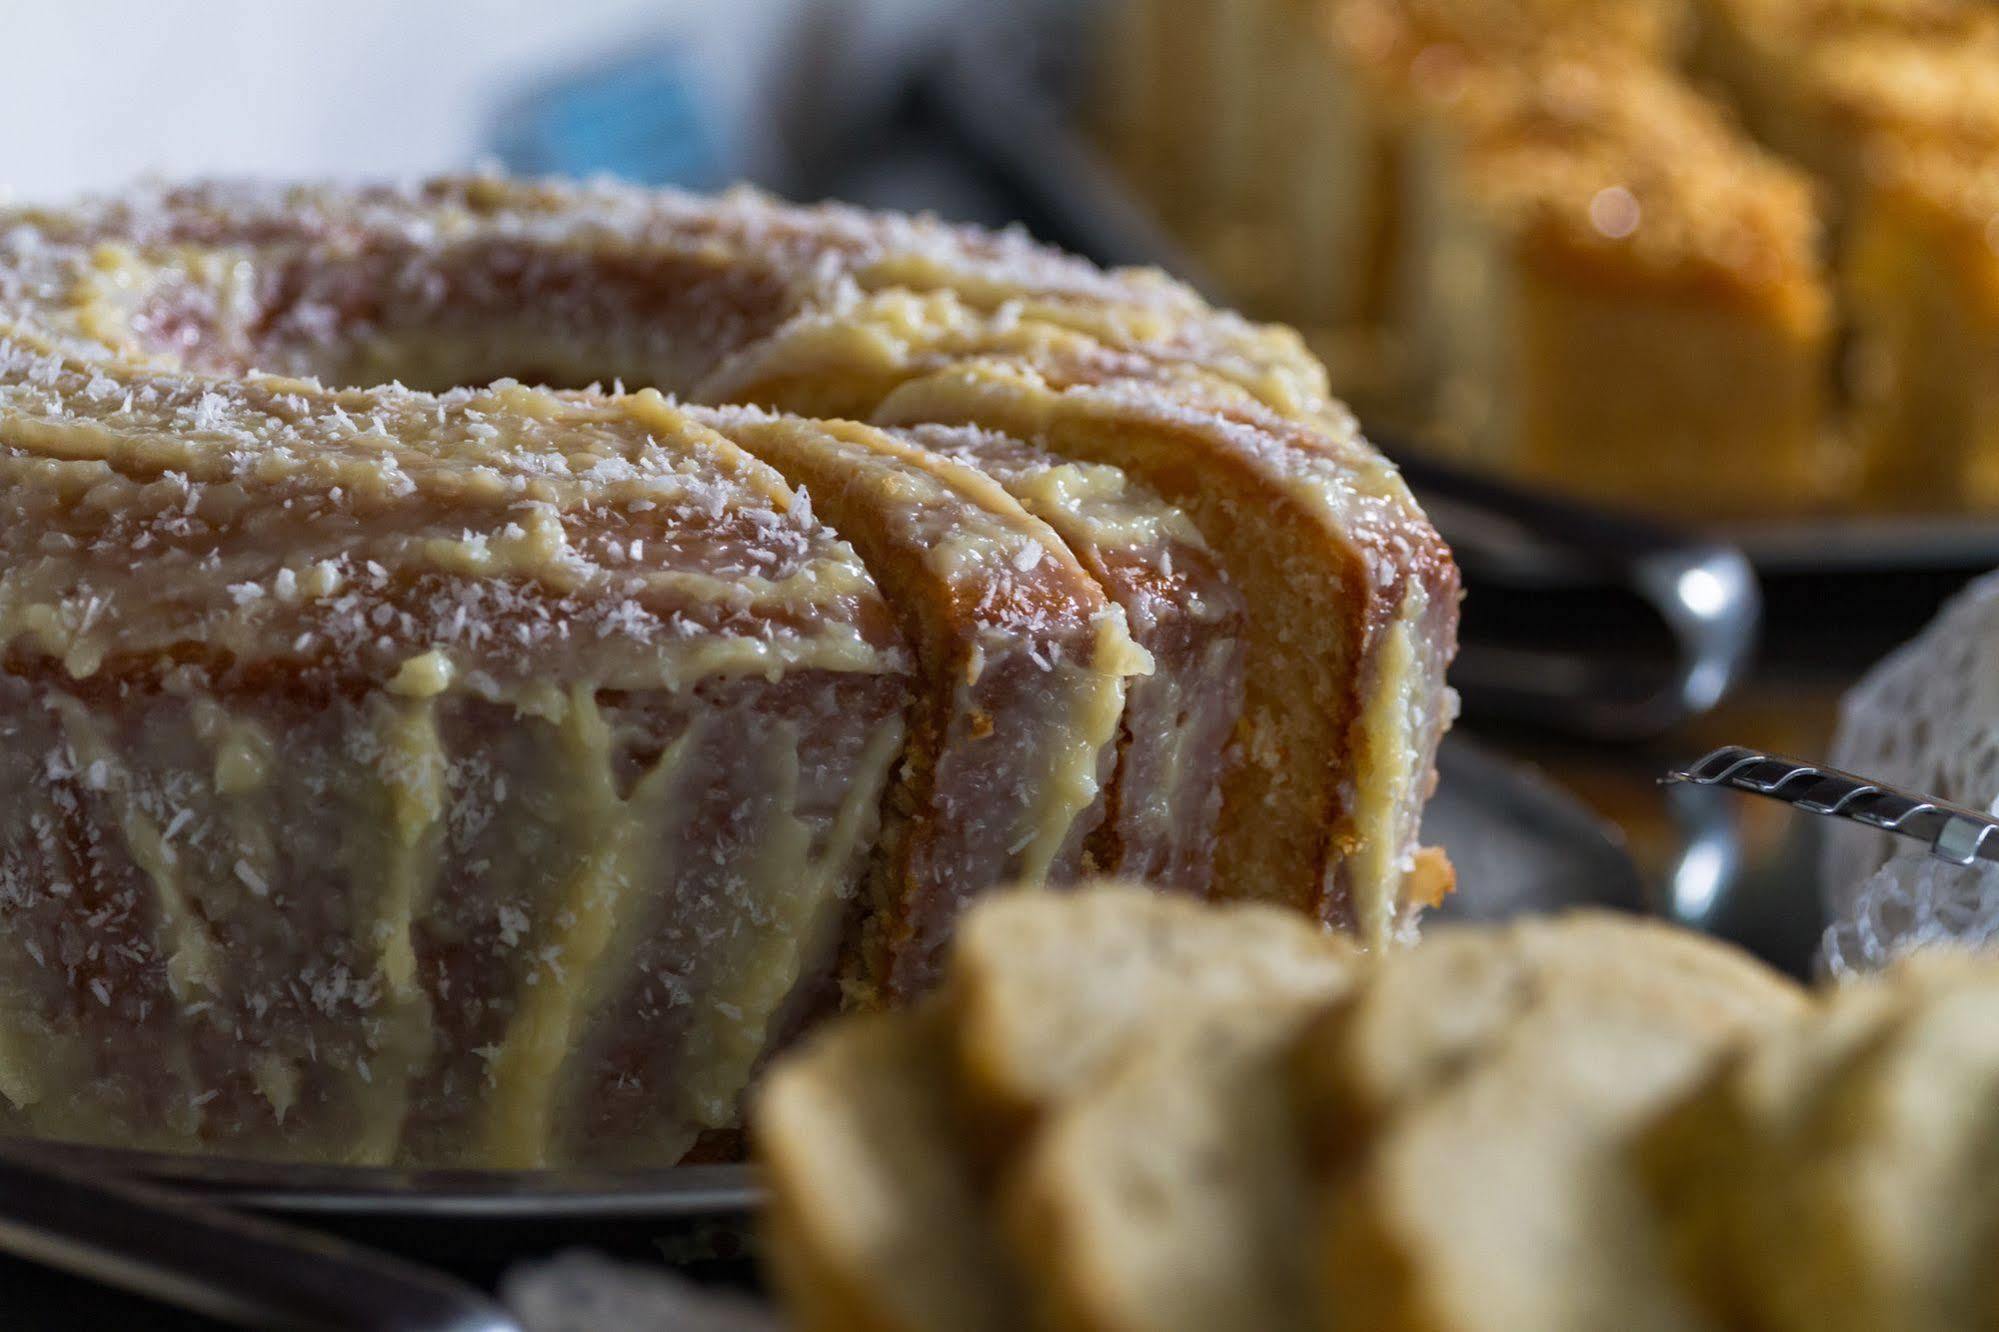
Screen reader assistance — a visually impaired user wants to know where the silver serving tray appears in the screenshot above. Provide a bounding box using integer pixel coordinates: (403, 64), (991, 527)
(11, 1146), (764, 1218)
(0, 735), (1638, 1222)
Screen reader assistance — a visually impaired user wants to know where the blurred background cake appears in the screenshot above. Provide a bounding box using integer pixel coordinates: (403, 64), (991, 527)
(1099, 0), (1999, 520)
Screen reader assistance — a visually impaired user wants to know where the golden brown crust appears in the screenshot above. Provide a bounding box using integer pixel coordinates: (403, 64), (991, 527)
(1429, 59), (1828, 325)
(1318, 0), (1687, 93)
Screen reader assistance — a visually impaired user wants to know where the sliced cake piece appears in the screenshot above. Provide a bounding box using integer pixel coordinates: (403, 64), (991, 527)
(1309, 914), (1805, 1332)
(1690, 0), (1999, 205)
(1094, 0), (1237, 236)
(873, 356), (1458, 947)
(1292, 911), (1802, 1169)
(1093, 0), (1165, 208)
(1183, 0), (1304, 313)
(1004, 984), (1355, 1332)
(1637, 975), (1905, 1328)
(697, 405), (1145, 1003)
(708, 286), (1459, 946)
(908, 423), (1247, 895)
(1758, 29), (1999, 204)
(759, 882), (1358, 1332)
(1239, 0), (1688, 339)
(1395, 57), (1837, 515)
(1644, 952), (1999, 1332)
(1690, 0), (1988, 84)
(1675, 5), (1999, 511)
(1844, 143), (1999, 509)
(946, 882), (1361, 1155)
(753, 1005), (1021, 1332)
(1757, 959), (1999, 1332)
(1290, 924), (1526, 1168)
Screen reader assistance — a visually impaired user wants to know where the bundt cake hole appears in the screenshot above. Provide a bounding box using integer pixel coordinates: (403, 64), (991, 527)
(137, 241), (800, 401)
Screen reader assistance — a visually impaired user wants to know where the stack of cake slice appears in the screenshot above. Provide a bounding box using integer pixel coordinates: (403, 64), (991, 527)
(1683, 0), (1999, 508)
(762, 881), (1999, 1331)
(1394, 56), (1836, 514)
(755, 884), (1811, 1332)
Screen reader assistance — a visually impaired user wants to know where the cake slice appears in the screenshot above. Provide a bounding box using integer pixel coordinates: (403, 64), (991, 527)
(682, 199), (1458, 936)
(1209, 0), (1687, 341)
(1290, 924), (1528, 1168)
(1308, 914), (1805, 1332)
(874, 356), (1458, 947)
(698, 406), (1145, 1003)
(1746, 28), (1999, 204)
(945, 882), (1361, 1157)
(1755, 961), (1999, 1332)
(1184, 0), (1304, 313)
(706, 279), (1458, 945)
(1637, 976), (1903, 1327)
(1394, 57), (1837, 514)
(1683, 1), (1999, 509)
(907, 424), (1247, 895)
(1689, 0), (1999, 203)
(758, 882), (1358, 1332)
(1292, 912), (1803, 1170)
(1844, 143), (1999, 509)
(754, 1005), (1021, 1332)
(1093, 0), (1238, 236)
(1643, 952), (1999, 1332)
(1003, 987), (1354, 1332)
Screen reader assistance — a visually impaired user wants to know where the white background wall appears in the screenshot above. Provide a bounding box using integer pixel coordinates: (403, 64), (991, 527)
(0, 0), (942, 202)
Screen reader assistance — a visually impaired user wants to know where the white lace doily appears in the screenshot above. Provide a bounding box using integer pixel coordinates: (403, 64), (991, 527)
(1824, 570), (1999, 973)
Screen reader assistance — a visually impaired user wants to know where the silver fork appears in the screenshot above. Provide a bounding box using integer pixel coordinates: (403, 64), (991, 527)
(1666, 745), (1999, 869)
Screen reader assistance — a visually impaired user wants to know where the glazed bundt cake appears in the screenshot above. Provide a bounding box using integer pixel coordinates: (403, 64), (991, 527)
(0, 178), (1458, 1166)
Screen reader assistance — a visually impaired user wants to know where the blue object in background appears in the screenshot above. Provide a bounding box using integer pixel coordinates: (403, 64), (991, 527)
(491, 41), (727, 189)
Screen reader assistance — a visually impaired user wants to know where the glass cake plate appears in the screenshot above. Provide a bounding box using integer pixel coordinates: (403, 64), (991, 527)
(0, 734), (1640, 1224)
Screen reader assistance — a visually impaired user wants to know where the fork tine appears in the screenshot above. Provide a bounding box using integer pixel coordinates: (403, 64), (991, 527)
(1665, 746), (1999, 873)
